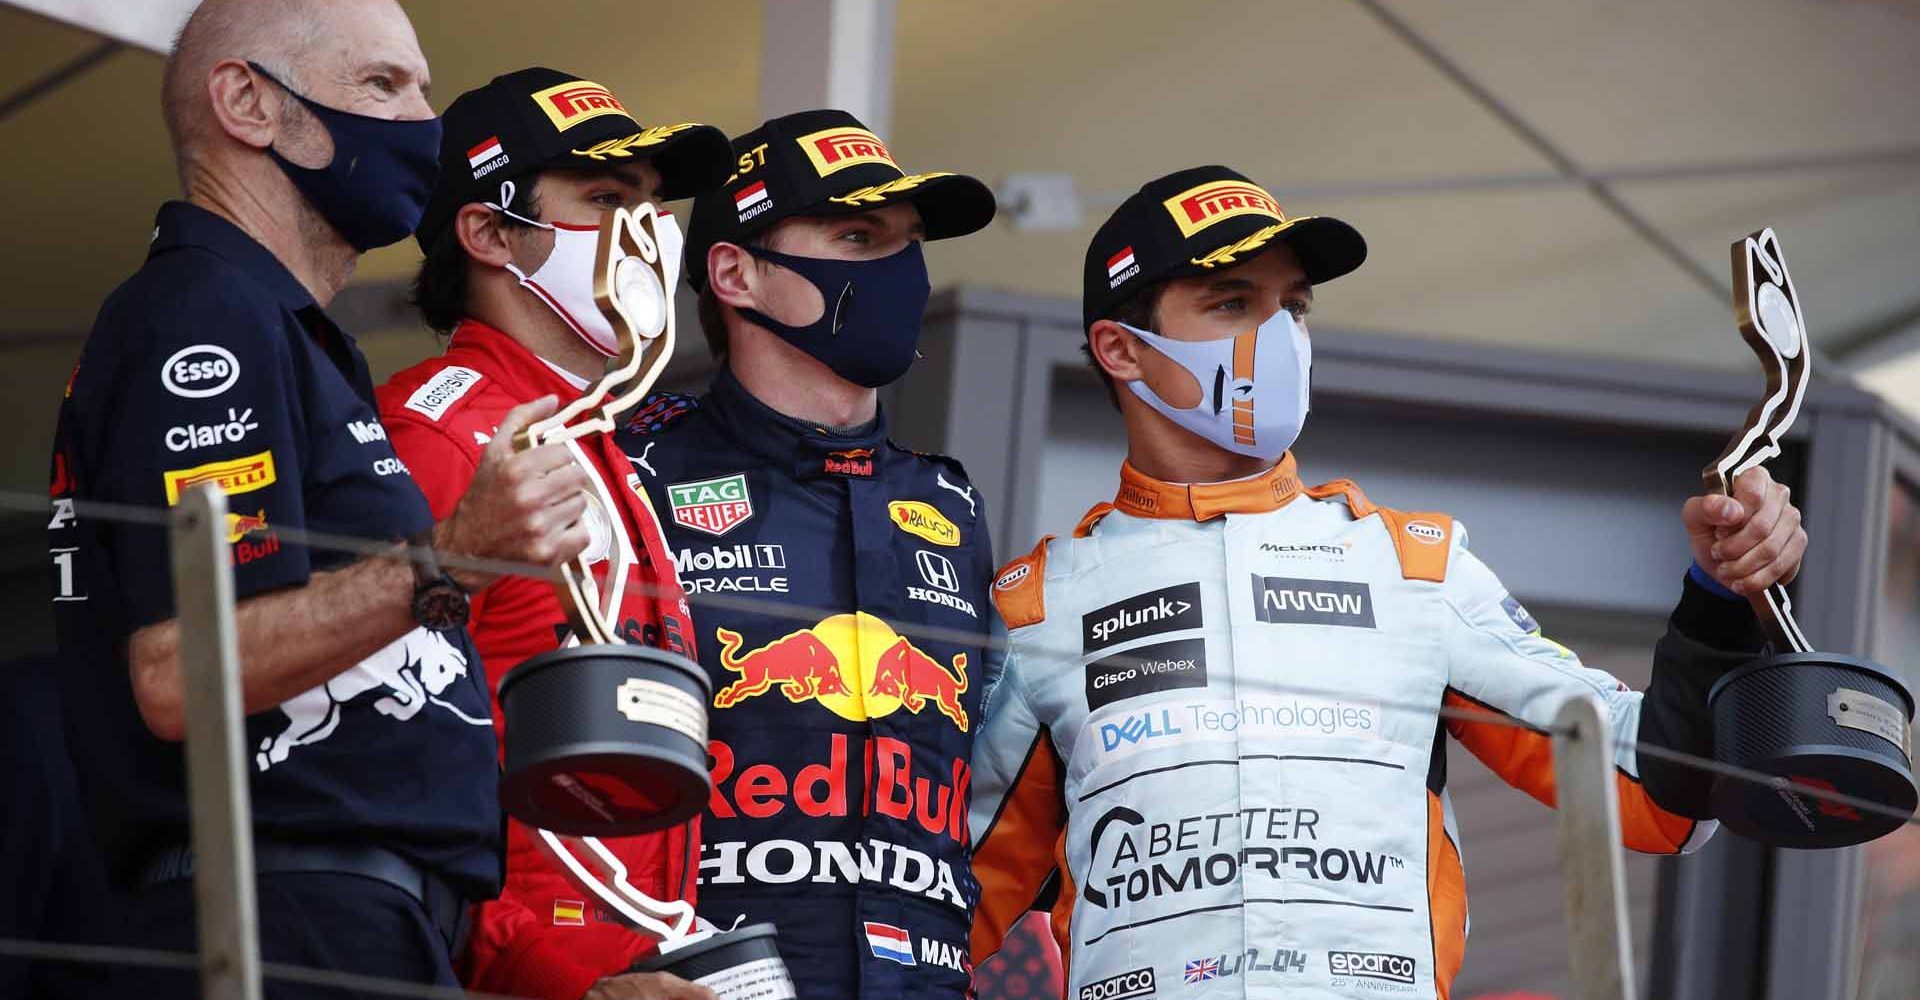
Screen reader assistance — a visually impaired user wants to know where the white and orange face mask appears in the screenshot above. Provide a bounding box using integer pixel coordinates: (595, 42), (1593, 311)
(1120, 308), (1312, 462)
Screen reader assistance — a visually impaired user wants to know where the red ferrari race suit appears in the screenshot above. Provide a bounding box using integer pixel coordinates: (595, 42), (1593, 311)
(377, 320), (698, 1000)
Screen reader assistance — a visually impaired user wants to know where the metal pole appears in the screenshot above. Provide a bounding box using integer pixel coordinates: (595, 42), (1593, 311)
(1552, 695), (1638, 1000)
(170, 483), (263, 1000)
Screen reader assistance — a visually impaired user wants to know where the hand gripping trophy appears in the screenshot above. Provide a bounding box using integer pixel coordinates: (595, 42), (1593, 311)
(1702, 228), (1917, 847)
(492, 204), (794, 995)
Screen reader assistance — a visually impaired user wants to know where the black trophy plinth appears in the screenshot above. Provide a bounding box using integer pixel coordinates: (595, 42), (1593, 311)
(1708, 652), (1916, 847)
(499, 643), (711, 836)
(631, 924), (795, 1000)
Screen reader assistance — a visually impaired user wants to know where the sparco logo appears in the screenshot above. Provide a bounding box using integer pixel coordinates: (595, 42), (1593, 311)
(1083, 582), (1202, 653)
(1080, 967), (1154, 1000)
(1249, 576), (1375, 628)
(1328, 951), (1416, 985)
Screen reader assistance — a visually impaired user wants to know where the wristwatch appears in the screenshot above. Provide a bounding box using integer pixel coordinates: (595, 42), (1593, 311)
(408, 529), (470, 632)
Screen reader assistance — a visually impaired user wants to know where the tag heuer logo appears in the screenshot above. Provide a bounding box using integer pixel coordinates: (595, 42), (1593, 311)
(668, 473), (753, 536)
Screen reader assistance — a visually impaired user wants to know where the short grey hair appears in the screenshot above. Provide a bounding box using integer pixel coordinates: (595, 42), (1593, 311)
(160, 0), (326, 187)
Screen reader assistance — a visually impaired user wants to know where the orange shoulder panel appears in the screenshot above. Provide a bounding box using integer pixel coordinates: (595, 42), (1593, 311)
(989, 537), (1052, 629)
(1377, 508), (1455, 583)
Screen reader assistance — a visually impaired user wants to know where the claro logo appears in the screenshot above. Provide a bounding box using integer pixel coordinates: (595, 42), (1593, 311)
(1328, 951), (1417, 985)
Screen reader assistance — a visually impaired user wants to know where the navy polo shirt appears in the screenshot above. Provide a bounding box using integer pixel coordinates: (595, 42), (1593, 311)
(49, 202), (502, 897)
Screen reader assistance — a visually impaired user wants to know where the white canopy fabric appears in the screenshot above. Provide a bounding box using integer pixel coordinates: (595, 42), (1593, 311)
(2, 0), (1916, 400)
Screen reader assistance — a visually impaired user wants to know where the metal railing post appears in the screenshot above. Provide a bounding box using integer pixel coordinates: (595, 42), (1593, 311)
(1552, 694), (1637, 1000)
(170, 483), (262, 1000)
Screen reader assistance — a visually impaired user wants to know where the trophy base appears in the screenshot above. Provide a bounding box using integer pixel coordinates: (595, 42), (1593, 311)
(499, 644), (712, 836)
(1707, 652), (1917, 847)
(631, 923), (794, 1000)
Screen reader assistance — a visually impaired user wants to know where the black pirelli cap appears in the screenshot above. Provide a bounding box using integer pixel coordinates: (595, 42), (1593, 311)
(684, 108), (997, 290)
(416, 67), (732, 251)
(1083, 165), (1367, 330)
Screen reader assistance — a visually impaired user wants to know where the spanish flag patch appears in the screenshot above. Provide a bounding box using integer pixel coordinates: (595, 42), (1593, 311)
(553, 899), (586, 926)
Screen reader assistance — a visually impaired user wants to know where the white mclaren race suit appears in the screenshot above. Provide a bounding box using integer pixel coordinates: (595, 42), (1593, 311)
(969, 455), (1764, 1000)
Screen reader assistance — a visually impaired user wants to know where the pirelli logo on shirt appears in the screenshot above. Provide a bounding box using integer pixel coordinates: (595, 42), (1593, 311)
(797, 127), (898, 177)
(163, 451), (277, 505)
(1162, 179), (1285, 238)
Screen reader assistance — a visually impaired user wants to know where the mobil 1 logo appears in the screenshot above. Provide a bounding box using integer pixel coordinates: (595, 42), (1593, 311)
(1082, 582), (1202, 654)
(1249, 576), (1375, 628)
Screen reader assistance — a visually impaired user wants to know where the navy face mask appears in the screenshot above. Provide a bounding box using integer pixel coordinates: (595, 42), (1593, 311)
(249, 62), (442, 252)
(738, 241), (931, 388)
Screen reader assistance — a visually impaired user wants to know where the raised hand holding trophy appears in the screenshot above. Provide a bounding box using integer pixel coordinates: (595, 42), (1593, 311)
(493, 204), (793, 995)
(1702, 228), (1917, 847)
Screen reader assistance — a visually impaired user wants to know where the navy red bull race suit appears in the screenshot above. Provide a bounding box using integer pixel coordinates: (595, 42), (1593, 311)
(618, 371), (996, 1000)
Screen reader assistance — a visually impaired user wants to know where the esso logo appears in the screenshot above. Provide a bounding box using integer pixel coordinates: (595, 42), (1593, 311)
(162, 344), (241, 398)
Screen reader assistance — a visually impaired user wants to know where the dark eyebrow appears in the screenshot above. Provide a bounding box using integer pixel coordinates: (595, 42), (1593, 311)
(1200, 277), (1258, 295)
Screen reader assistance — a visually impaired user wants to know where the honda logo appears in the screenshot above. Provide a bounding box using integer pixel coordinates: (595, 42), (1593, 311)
(915, 550), (959, 593)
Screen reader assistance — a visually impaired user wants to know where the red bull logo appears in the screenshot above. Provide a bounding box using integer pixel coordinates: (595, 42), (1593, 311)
(797, 127), (898, 176)
(709, 733), (970, 846)
(1162, 179), (1285, 237)
(822, 447), (875, 478)
(225, 508), (269, 543)
(711, 612), (970, 731)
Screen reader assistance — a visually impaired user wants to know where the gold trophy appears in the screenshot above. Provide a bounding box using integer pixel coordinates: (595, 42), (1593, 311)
(1702, 228), (1916, 847)
(494, 205), (793, 994)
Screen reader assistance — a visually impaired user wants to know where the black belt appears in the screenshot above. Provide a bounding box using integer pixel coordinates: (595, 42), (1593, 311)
(138, 842), (470, 953)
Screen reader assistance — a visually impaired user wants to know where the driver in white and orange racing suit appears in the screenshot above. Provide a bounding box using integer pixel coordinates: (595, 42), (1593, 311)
(967, 166), (1808, 999)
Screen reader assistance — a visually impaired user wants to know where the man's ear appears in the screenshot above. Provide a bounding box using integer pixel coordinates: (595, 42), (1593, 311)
(204, 59), (278, 150)
(454, 203), (515, 268)
(1087, 319), (1147, 383)
(707, 242), (756, 310)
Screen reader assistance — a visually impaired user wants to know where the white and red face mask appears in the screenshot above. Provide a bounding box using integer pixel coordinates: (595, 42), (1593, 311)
(1119, 307), (1312, 462)
(486, 180), (684, 357)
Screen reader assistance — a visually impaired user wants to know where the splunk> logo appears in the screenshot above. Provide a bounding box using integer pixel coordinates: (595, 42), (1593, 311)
(1082, 581), (1203, 653)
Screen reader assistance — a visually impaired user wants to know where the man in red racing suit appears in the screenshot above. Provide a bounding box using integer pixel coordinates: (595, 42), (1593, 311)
(377, 68), (732, 1000)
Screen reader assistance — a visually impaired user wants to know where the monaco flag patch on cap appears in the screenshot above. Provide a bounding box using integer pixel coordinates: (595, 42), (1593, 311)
(1107, 245), (1139, 288)
(467, 136), (507, 178)
(735, 180), (771, 222)
(863, 922), (916, 966)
